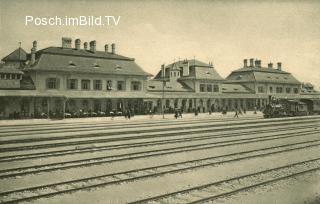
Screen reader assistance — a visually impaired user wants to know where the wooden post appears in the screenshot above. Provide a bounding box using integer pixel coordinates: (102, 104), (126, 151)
(62, 97), (66, 119)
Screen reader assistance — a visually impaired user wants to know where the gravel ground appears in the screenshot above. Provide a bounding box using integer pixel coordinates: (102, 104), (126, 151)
(20, 146), (320, 204)
(209, 169), (320, 204)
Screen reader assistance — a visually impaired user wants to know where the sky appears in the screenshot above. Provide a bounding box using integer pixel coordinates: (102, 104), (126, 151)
(1, 0), (320, 88)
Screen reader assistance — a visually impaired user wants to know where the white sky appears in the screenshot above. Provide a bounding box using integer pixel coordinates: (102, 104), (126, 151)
(1, 0), (320, 88)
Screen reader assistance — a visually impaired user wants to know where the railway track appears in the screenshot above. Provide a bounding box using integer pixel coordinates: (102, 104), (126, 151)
(0, 138), (319, 203)
(0, 128), (319, 179)
(0, 116), (262, 135)
(1, 117), (319, 153)
(129, 158), (320, 204)
(0, 123), (317, 162)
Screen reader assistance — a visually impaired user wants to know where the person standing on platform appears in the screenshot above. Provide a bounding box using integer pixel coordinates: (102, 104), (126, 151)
(234, 109), (239, 118)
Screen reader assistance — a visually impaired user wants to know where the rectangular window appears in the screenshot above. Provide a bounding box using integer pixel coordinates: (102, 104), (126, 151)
(81, 79), (90, 90)
(258, 86), (264, 93)
(269, 87), (273, 93)
(286, 87), (291, 93)
(131, 81), (141, 91)
(117, 81), (125, 91)
(94, 80), (102, 90)
(200, 84), (205, 92)
(46, 78), (58, 89)
(207, 84), (212, 92)
(294, 88), (298, 94)
(106, 80), (112, 91)
(12, 74), (16, 79)
(67, 79), (77, 90)
(276, 87), (283, 93)
(213, 85), (219, 92)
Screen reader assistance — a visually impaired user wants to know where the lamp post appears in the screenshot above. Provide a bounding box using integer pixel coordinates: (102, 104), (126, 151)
(161, 64), (165, 119)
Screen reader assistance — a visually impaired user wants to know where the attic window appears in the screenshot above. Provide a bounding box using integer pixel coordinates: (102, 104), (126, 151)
(69, 61), (76, 66)
(93, 63), (100, 68)
(115, 65), (122, 71)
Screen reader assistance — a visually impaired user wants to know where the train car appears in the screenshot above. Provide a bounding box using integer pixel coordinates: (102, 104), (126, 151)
(263, 99), (308, 118)
(300, 99), (320, 115)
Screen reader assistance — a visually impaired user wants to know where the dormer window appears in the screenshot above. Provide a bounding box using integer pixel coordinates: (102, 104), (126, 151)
(93, 62), (100, 68)
(115, 65), (122, 71)
(69, 61), (76, 66)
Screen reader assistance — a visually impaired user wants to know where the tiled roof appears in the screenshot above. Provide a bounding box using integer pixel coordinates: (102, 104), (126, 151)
(0, 65), (23, 74)
(154, 59), (224, 81)
(190, 66), (224, 81)
(37, 47), (133, 60)
(232, 67), (289, 74)
(25, 47), (152, 76)
(221, 84), (252, 93)
(226, 67), (300, 84)
(147, 79), (193, 92)
(1, 48), (28, 62)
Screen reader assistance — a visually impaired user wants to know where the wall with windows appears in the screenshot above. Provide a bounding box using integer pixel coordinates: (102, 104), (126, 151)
(0, 73), (22, 89)
(255, 82), (300, 95)
(31, 71), (146, 92)
(195, 81), (220, 93)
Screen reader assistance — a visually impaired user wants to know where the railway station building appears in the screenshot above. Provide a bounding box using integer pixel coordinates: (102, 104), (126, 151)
(146, 59), (254, 113)
(0, 38), (319, 119)
(0, 38), (152, 119)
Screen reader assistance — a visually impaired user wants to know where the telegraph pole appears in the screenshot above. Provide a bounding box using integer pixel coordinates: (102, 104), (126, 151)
(161, 64), (165, 119)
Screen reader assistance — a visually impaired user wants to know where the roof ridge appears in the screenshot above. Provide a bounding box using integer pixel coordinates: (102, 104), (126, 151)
(37, 46), (134, 61)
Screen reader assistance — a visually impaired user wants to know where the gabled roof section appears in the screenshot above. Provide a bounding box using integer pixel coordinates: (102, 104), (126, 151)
(0, 64), (23, 74)
(226, 67), (300, 85)
(221, 83), (253, 93)
(2, 48), (28, 62)
(37, 47), (133, 61)
(154, 59), (224, 81)
(25, 47), (152, 76)
(147, 79), (193, 92)
(232, 67), (290, 74)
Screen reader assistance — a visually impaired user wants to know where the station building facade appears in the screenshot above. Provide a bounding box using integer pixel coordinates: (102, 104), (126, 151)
(0, 38), (319, 119)
(0, 38), (152, 118)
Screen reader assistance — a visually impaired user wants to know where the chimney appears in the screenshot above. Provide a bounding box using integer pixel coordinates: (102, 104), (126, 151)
(244, 59), (248, 68)
(161, 64), (165, 78)
(104, 44), (109, 53)
(254, 59), (259, 68)
(84, 42), (88, 50)
(89, 40), (96, 53)
(277, 62), (282, 71)
(182, 59), (189, 76)
(30, 40), (37, 64)
(62, 37), (72, 48)
(268, 62), (273, 69)
(75, 39), (81, 50)
(111, 43), (116, 54)
(249, 58), (254, 67)
(256, 60), (261, 68)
